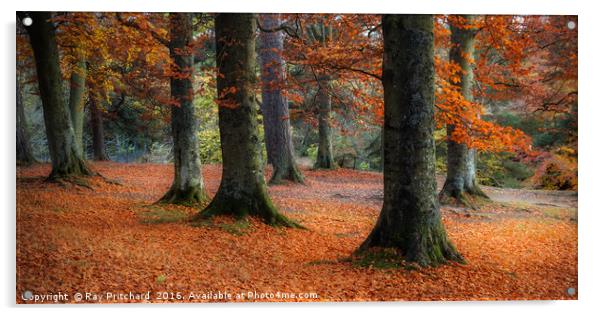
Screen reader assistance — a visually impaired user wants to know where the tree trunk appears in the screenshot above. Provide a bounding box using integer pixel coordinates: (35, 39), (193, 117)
(89, 95), (109, 161)
(68, 52), (87, 158)
(193, 13), (298, 227)
(440, 15), (488, 204)
(314, 75), (336, 169)
(19, 11), (92, 179)
(259, 13), (304, 184)
(358, 14), (463, 267)
(16, 76), (37, 165)
(160, 13), (208, 205)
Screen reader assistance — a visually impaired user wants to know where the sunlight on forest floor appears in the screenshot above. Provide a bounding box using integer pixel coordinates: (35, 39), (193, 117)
(16, 162), (577, 302)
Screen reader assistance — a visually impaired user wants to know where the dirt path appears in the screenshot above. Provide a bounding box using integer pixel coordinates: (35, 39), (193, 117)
(481, 185), (577, 209)
(277, 168), (577, 211)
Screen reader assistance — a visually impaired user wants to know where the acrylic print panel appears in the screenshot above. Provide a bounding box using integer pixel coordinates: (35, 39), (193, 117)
(15, 12), (577, 303)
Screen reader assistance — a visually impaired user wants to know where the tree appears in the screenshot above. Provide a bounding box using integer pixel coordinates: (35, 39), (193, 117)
(18, 11), (92, 180)
(439, 15), (488, 205)
(16, 76), (37, 165)
(88, 90), (110, 161)
(68, 51), (87, 157)
(159, 13), (208, 204)
(308, 22), (337, 169)
(358, 14), (463, 267)
(193, 13), (299, 227)
(259, 14), (304, 184)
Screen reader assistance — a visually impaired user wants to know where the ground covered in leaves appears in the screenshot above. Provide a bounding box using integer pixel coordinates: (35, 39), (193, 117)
(16, 162), (578, 303)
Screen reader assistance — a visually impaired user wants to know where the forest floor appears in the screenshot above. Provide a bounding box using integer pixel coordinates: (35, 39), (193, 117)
(16, 162), (578, 303)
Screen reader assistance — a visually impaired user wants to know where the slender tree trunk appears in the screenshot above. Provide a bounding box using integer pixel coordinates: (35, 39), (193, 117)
(193, 13), (298, 227)
(358, 15), (463, 267)
(89, 95), (109, 161)
(16, 76), (37, 165)
(19, 11), (92, 179)
(314, 75), (336, 169)
(259, 13), (304, 184)
(160, 13), (208, 205)
(68, 52), (87, 158)
(440, 15), (488, 204)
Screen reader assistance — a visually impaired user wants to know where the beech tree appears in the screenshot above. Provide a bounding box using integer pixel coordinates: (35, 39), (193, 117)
(308, 22), (336, 169)
(359, 14), (463, 267)
(16, 76), (36, 165)
(439, 15), (488, 204)
(159, 13), (208, 204)
(193, 13), (298, 227)
(259, 13), (304, 184)
(18, 11), (92, 180)
(68, 51), (87, 157)
(88, 90), (109, 161)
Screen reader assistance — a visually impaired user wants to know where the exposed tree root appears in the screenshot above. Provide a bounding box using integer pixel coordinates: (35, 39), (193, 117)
(269, 167), (305, 185)
(157, 186), (209, 207)
(439, 184), (490, 210)
(357, 208), (465, 268)
(191, 190), (304, 229)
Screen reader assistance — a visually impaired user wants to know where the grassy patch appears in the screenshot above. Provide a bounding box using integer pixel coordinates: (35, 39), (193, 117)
(138, 205), (188, 224)
(218, 220), (251, 236)
(191, 218), (252, 236)
(306, 259), (339, 266)
(351, 248), (404, 270)
(155, 274), (167, 284)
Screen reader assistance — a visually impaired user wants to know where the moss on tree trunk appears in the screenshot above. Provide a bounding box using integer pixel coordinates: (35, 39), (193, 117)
(314, 76), (336, 169)
(68, 52), (87, 158)
(358, 14), (463, 267)
(440, 15), (488, 205)
(259, 14), (304, 184)
(19, 11), (92, 180)
(160, 13), (208, 205)
(192, 13), (299, 227)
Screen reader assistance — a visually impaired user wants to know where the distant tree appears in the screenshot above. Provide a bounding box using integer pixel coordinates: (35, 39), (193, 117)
(359, 14), (463, 267)
(16, 75), (36, 165)
(68, 51), (87, 158)
(259, 13), (304, 184)
(18, 11), (92, 179)
(439, 15), (488, 205)
(159, 13), (208, 204)
(193, 13), (299, 227)
(307, 22), (337, 169)
(88, 89), (109, 161)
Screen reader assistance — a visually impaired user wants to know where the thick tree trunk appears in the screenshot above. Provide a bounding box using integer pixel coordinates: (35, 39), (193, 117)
(16, 77), (37, 165)
(259, 14), (304, 184)
(314, 76), (336, 169)
(89, 96), (109, 161)
(358, 15), (463, 267)
(193, 13), (298, 227)
(160, 13), (208, 205)
(68, 52), (87, 158)
(440, 15), (488, 204)
(19, 11), (92, 179)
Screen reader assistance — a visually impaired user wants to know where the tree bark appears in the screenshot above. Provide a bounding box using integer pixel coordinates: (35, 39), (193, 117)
(314, 75), (336, 169)
(16, 76), (37, 165)
(89, 95), (109, 161)
(440, 15), (488, 204)
(19, 11), (92, 179)
(160, 13), (208, 205)
(193, 13), (298, 227)
(358, 15), (463, 267)
(68, 52), (87, 158)
(259, 13), (304, 184)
